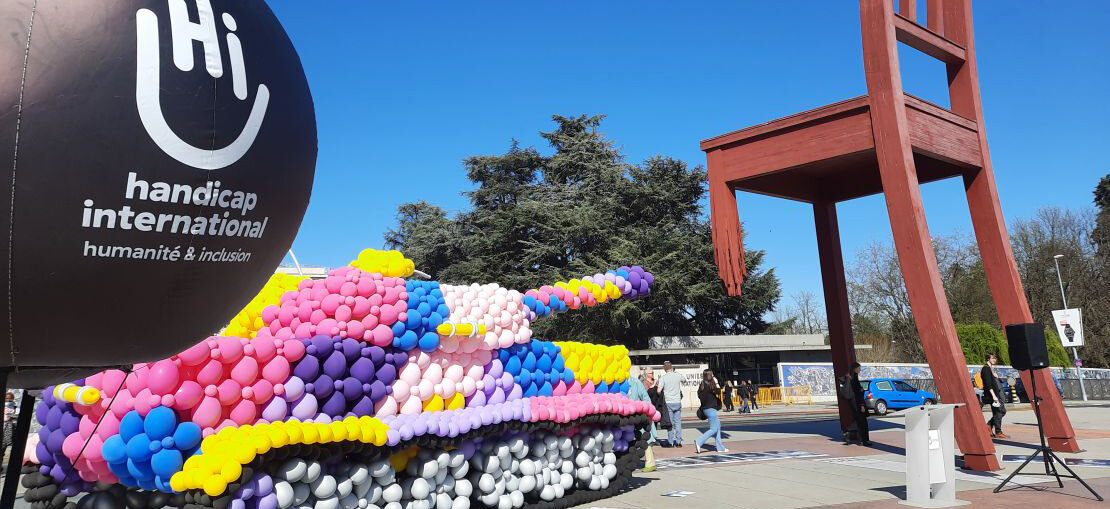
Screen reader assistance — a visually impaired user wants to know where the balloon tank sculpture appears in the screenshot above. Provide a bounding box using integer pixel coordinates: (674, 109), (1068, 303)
(23, 250), (659, 509)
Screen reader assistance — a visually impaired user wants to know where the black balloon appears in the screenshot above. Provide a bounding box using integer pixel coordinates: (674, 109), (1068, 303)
(0, 0), (316, 387)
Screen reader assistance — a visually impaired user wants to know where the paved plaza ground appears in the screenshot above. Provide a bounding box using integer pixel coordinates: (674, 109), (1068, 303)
(9, 402), (1110, 508)
(568, 402), (1110, 509)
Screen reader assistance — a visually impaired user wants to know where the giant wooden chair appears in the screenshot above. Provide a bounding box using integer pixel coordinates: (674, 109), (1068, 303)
(701, 0), (1077, 470)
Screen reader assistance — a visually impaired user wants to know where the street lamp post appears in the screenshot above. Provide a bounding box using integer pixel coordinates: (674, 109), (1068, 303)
(1053, 254), (1087, 402)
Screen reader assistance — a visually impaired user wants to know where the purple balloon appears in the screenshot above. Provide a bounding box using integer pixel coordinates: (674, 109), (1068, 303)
(468, 391), (486, 408)
(283, 377), (305, 402)
(45, 405), (63, 429)
(292, 355), (321, 381)
(322, 350), (348, 379)
(351, 396), (375, 417)
(290, 394), (318, 420)
(47, 429), (66, 453)
(60, 412), (80, 435)
(377, 363), (397, 385)
(481, 375), (496, 394)
(35, 400), (51, 424)
(350, 358), (375, 383)
(399, 424), (414, 441)
(487, 360), (503, 379)
(386, 429), (400, 446)
(507, 385), (523, 401)
(412, 418), (427, 437)
(261, 397), (288, 422)
(321, 391), (347, 417)
(312, 375), (335, 399)
(257, 493), (278, 509)
(499, 372), (514, 389)
(341, 377), (362, 401)
(487, 388), (505, 405)
(309, 335), (334, 357)
(366, 346), (385, 365)
(368, 380), (387, 402)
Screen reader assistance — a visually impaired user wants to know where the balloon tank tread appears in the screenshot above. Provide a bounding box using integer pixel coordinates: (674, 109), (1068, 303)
(24, 250), (657, 509)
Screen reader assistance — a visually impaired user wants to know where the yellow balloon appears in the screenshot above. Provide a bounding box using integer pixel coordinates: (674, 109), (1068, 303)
(203, 476), (228, 497)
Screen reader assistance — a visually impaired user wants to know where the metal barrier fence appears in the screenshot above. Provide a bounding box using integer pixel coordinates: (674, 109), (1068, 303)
(903, 377), (1110, 403)
(757, 386), (813, 406)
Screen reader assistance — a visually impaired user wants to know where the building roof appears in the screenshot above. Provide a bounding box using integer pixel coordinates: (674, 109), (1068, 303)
(629, 334), (870, 356)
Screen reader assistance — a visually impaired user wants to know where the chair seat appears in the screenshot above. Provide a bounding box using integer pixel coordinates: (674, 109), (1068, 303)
(701, 94), (981, 203)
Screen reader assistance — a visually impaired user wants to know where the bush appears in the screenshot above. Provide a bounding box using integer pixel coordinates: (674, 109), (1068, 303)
(956, 322), (1010, 366)
(1043, 327), (1072, 367)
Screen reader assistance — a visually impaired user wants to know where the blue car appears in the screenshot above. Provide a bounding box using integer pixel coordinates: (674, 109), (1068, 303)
(860, 378), (938, 415)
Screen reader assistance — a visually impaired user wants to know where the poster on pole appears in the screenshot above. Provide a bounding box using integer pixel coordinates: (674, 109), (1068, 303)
(1052, 309), (1084, 347)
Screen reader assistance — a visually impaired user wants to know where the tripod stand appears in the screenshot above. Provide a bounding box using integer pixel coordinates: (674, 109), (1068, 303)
(993, 370), (1102, 500)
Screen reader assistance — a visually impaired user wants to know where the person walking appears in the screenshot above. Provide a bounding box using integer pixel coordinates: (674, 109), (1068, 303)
(644, 368), (672, 445)
(722, 380), (735, 412)
(981, 352), (1009, 439)
(837, 362), (871, 446)
(694, 369), (728, 454)
(747, 379), (760, 411)
(657, 361), (684, 447)
(737, 380), (750, 413)
(627, 367), (657, 471)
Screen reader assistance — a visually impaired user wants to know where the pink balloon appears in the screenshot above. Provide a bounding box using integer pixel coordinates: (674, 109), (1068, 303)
(62, 433), (84, 460)
(196, 359), (225, 387)
(281, 338), (306, 361)
(346, 320), (365, 339)
(321, 294), (343, 315)
(146, 360), (180, 395)
(416, 379), (434, 400)
(424, 364), (443, 385)
(379, 304), (398, 326)
(173, 381), (204, 410)
(217, 337), (245, 364)
(133, 388), (155, 416)
(252, 338), (277, 363)
(229, 399), (257, 425)
(370, 324), (393, 347)
(261, 356), (291, 384)
(230, 356), (260, 386)
(192, 396), (223, 428)
(399, 363), (421, 387)
(392, 380), (411, 402)
(399, 395), (422, 415)
(95, 411), (121, 439)
(251, 379), (274, 403)
(217, 380), (241, 406)
(374, 396), (398, 417)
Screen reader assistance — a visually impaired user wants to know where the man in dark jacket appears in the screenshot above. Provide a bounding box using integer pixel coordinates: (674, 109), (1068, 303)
(980, 352), (1009, 438)
(837, 362), (870, 446)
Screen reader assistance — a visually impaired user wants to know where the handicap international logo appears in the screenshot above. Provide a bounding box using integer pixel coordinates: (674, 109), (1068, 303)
(136, 0), (269, 170)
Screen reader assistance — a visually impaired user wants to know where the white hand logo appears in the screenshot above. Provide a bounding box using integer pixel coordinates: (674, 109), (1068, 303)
(136, 0), (269, 170)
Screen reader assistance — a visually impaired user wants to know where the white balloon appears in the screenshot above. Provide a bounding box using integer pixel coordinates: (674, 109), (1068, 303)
(340, 494), (360, 509)
(350, 466), (370, 486)
(603, 452), (617, 466)
(448, 451), (465, 469)
(370, 460), (392, 478)
(574, 451), (591, 468)
(518, 475), (536, 494)
(293, 483), (312, 505)
(519, 460), (535, 477)
(497, 494), (512, 509)
(450, 462), (468, 479)
(539, 485), (556, 501)
(602, 464), (618, 479)
(436, 493), (453, 509)
(478, 473), (496, 494)
(576, 467), (592, 482)
(281, 459), (308, 483)
(559, 472), (573, 491)
(411, 478), (431, 500)
(450, 496), (470, 509)
(305, 461), (323, 484)
(454, 478), (473, 497)
(312, 475), (338, 499)
(588, 475), (602, 491)
(382, 483), (403, 503)
(275, 481), (295, 509)
(314, 496), (340, 509)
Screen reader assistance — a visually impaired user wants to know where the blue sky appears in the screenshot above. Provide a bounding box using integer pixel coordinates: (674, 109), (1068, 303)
(268, 2), (1109, 309)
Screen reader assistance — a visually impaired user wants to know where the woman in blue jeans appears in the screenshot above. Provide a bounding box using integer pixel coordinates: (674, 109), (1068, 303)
(695, 369), (728, 453)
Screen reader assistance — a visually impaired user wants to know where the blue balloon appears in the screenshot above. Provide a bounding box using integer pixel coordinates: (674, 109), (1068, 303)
(522, 352), (537, 371)
(597, 381), (610, 393)
(562, 370), (576, 385)
(173, 422), (202, 451)
(552, 356), (565, 371)
(523, 382), (539, 397)
(536, 355), (552, 373)
(530, 341), (543, 357)
(417, 332), (440, 352)
(143, 406), (177, 441)
(539, 382), (554, 396)
(119, 411), (144, 442)
(396, 330), (419, 350)
(101, 435), (127, 464)
(391, 321), (407, 337)
(125, 433), (154, 462)
(150, 448), (183, 477)
(618, 380), (630, 394)
(498, 349), (511, 365)
(519, 371), (532, 387)
(504, 356), (522, 376)
(126, 457), (154, 481)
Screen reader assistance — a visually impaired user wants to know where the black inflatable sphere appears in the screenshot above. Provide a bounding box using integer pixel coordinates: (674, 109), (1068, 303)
(0, 0), (316, 387)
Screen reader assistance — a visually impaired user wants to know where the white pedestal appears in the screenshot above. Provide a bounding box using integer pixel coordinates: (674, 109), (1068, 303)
(895, 403), (970, 507)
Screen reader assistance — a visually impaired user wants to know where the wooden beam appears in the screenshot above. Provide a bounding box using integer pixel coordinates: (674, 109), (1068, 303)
(701, 96), (869, 151)
(927, 0), (943, 34)
(894, 13), (966, 64)
(899, 0), (917, 21)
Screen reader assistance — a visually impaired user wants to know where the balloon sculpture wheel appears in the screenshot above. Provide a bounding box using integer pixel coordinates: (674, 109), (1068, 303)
(23, 250), (659, 509)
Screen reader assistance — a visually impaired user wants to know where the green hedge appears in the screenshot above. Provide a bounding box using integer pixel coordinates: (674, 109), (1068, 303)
(956, 322), (1069, 368)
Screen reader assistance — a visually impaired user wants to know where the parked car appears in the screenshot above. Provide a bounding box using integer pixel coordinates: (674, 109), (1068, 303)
(1014, 376), (1064, 403)
(859, 378), (938, 415)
